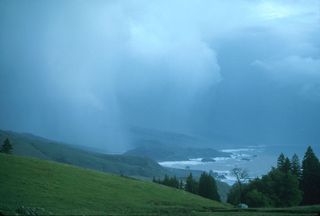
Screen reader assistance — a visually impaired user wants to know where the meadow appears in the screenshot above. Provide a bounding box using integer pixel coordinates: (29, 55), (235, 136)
(1, 154), (319, 215)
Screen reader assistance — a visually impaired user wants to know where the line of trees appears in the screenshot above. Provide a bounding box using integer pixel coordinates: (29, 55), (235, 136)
(0, 138), (13, 154)
(227, 146), (320, 207)
(153, 175), (183, 189)
(153, 172), (220, 201)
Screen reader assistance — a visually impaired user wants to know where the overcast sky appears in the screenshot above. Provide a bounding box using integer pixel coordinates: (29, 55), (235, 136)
(0, 0), (319, 152)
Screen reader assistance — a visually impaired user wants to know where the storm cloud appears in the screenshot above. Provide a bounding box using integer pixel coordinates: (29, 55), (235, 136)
(0, 0), (319, 152)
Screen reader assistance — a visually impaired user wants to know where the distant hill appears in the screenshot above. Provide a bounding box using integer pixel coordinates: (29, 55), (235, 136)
(0, 154), (228, 215)
(124, 145), (230, 161)
(0, 130), (167, 178)
(126, 127), (230, 161)
(129, 126), (202, 148)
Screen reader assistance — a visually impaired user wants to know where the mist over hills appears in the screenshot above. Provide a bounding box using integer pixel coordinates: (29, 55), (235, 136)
(0, 129), (167, 178)
(1, 1), (320, 153)
(0, 128), (228, 177)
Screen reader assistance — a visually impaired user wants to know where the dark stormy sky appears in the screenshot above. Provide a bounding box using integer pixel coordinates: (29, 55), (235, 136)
(0, 0), (319, 152)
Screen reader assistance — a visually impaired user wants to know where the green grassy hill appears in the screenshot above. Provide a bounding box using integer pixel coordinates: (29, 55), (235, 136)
(0, 154), (227, 215)
(1, 154), (319, 216)
(0, 130), (167, 178)
(0, 129), (231, 201)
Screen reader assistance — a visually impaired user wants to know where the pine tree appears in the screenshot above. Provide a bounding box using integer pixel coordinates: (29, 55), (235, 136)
(268, 169), (302, 206)
(277, 153), (285, 171)
(156, 175), (181, 189)
(291, 154), (301, 179)
(185, 173), (198, 194)
(282, 157), (291, 173)
(179, 180), (183, 189)
(0, 138), (13, 154)
(170, 176), (179, 188)
(163, 174), (170, 186)
(198, 172), (220, 201)
(301, 146), (320, 205)
(227, 153), (304, 207)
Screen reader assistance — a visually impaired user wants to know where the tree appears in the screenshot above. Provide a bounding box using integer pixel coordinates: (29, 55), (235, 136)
(244, 189), (272, 207)
(268, 169), (302, 207)
(155, 175), (180, 189)
(179, 179), (184, 189)
(230, 167), (248, 203)
(301, 146), (320, 205)
(0, 138), (13, 154)
(277, 153), (285, 170)
(185, 173), (198, 194)
(169, 176), (179, 188)
(162, 175), (169, 185)
(227, 153), (303, 208)
(256, 157), (302, 207)
(227, 183), (245, 205)
(291, 154), (301, 179)
(277, 153), (291, 173)
(198, 172), (220, 201)
(282, 157), (291, 173)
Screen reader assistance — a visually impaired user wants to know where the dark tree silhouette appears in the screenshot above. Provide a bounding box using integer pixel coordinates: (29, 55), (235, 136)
(301, 146), (320, 205)
(282, 157), (291, 173)
(228, 152), (304, 207)
(291, 154), (301, 179)
(230, 167), (248, 203)
(198, 172), (220, 201)
(155, 175), (180, 189)
(185, 173), (198, 194)
(1, 138), (13, 154)
(277, 153), (285, 169)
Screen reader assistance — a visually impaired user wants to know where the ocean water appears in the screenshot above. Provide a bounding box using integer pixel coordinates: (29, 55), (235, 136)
(159, 146), (277, 185)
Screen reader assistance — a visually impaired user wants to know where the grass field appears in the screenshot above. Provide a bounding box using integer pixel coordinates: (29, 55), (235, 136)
(0, 154), (227, 215)
(1, 153), (319, 216)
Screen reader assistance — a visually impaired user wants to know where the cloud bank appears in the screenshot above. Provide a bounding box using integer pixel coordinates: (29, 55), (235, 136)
(0, 0), (319, 151)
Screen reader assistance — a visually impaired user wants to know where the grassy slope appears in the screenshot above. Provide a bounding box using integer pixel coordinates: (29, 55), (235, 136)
(0, 130), (167, 178)
(0, 130), (231, 200)
(0, 154), (227, 215)
(1, 154), (319, 216)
